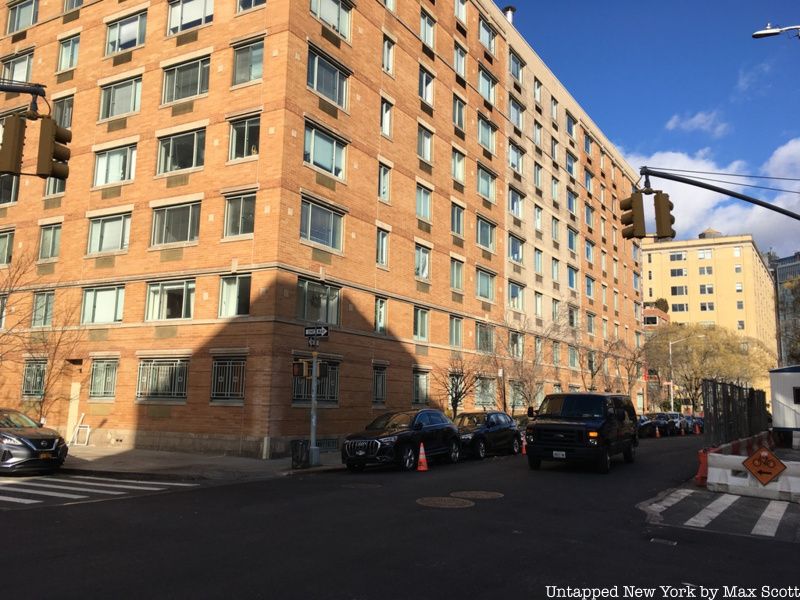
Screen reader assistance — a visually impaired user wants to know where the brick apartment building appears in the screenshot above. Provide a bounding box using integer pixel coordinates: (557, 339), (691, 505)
(0, 0), (644, 456)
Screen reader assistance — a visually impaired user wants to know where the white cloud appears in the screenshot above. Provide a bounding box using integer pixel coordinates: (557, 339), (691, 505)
(736, 62), (772, 94)
(664, 110), (731, 138)
(623, 139), (800, 256)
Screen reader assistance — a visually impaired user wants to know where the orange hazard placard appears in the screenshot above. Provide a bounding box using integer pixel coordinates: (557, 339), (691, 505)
(743, 446), (786, 486)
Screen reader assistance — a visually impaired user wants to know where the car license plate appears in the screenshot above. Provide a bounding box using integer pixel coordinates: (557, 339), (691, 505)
(553, 451), (566, 459)
(39, 452), (53, 459)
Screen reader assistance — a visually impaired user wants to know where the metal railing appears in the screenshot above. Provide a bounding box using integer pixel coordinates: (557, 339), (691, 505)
(701, 379), (768, 447)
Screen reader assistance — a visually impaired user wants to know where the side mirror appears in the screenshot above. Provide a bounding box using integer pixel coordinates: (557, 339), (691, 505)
(527, 407), (534, 418)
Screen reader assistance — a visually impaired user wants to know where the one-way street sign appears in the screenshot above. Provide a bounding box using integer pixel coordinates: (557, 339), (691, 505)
(304, 326), (329, 338)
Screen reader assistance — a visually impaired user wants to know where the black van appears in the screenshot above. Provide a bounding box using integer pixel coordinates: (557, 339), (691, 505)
(525, 392), (638, 473)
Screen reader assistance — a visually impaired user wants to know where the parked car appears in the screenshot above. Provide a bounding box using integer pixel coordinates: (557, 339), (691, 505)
(667, 412), (690, 434)
(0, 408), (68, 474)
(341, 409), (461, 472)
(455, 411), (521, 459)
(637, 415), (658, 438)
(691, 416), (704, 433)
(645, 412), (677, 436)
(525, 393), (638, 473)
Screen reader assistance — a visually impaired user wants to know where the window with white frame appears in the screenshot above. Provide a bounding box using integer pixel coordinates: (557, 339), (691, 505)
(533, 162), (542, 188)
(38, 224), (61, 260)
(219, 274), (251, 317)
(310, 0), (351, 38)
(380, 99), (392, 137)
(413, 306), (429, 341)
(534, 248), (543, 274)
(567, 190), (577, 214)
(94, 145), (136, 186)
(137, 358), (189, 401)
(566, 152), (577, 177)
(146, 280), (195, 320)
(307, 49), (348, 108)
(477, 165), (496, 201)
(224, 193), (255, 237)
(534, 205), (543, 231)
(509, 187), (523, 218)
(237, 0), (264, 11)
(382, 0), (394, 10)
(453, 43), (466, 78)
(157, 129), (205, 174)
(7, 0), (37, 34)
(57, 36), (79, 71)
(509, 96), (524, 130)
(100, 77), (142, 120)
(567, 266), (578, 290)
(585, 276), (595, 298)
(416, 185), (431, 220)
(585, 204), (594, 228)
(476, 216), (495, 251)
(698, 248), (713, 259)
(420, 11), (435, 48)
(297, 279), (340, 324)
(551, 178), (559, 202)
(584, 170), (594, 194)
(509, 143), (524, 174)
(700, 302), (715, 312)
(378, 163), (391, 202)
(478, 18), (495, 53)
(211, 356), (246, 402)
(475, 377), (496, 407)
(415, 245), (431, 281)
(2, 52), (33, 82)
(167, 0), (213, 35)
(450, 258), (463, 291)
(32, 290), (54, 327)
(419, 67), (434, 105)
(88, 213), (130, 254)
(451, 149), (465, 183)
(534, 121), (542, 147)
(413, 370), (429, 404)
(509, 51), (523, 82)
(451, 202), (464, 236)
(89, 359), (118, 399)
(508, 234), (523, 263)
(552, 299), (561, 322)
(508, 282), (524, 311)
(454, 0), (467, 22)
(551, 138), (558, 161)
(478, 68), (496, 104)
(551, 258), (560, 281)
(163, 57), (209, 104)
(81, 286), (125, 324)
(567, 227), (578, 252)
(476, 322), (494, 353)
(382, 37), (394, 74)
(376, 228), (389, 267)
(476, 268), (495, 301)
(373, 366), (387, 404)
(534, 292), (543, 317)
(509, 331), (524, 359)
(585, 240), (595, 263)
(584, 134), (593, 155)
(303, 124), (345, 178)
(151, 202), (200, 246)
(735, 282), (743, 292)
(375, 297), (387, 333)
(229, 116), (260, 160)
(550, 97), (558, 120)
(566, 113), (577, 138)
(449, 315), (462, 348)
(22, 359), (46, 397)
(293, 361), (339, 404)
(300, 197), (343, 251)
(477, 116), (495, 152)
(233, 40), (263, 85)
(418, 124), (434, 162)
(568, 346), (579, 369)
(452, 95), (465, 130)
(105, 12), (147, 55)
(552, 341), (560, 366)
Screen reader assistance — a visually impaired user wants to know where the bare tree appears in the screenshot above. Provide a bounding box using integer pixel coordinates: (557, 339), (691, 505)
(0, 252), (38, 366)
(432, 351), (485, 419)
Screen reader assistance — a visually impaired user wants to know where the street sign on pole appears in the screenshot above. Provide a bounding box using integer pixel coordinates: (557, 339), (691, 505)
(304, 326), (329, 338)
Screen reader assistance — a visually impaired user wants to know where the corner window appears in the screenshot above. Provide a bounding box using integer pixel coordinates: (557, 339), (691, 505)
(219, 274), (251, 317)
(163, 57), (210, 104)
(157, 129), (206, 174)
(38, 224), (61, 260)
(296, 279), (340, 325)
(88, 213), (131, 254)
(303, 124), (346, 179)
(307, 49), (349, 108)
(229, 116), (260, 160)
(233, 40), (263, 85)
(146, 280), (195, 320)
(106, 12), (147, 55)
(224, 194), (255, 237)
(94, 145), (137, 186)
(310, 0), (351, 39)
(100, 77), (142, 120)
(81, 286), (125, 324)
(167, 0), (213, 35)
(151, 202), (200, 246)
(300, 198), (343, 251)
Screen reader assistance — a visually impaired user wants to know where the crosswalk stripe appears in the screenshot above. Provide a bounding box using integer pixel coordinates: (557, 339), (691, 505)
(0, 495), (41, 505)
(68, 475), (198, 487)
(751, 501), (789, 537)
(0, 486), (87, 499)
(649, 489), (695, 514)
(0, 481), (125, 495)
(48, 478), (164, 492)
(684, 494), (739, 528)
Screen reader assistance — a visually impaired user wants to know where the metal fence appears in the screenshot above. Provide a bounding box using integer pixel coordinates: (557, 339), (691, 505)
(701, 379), (768, 447)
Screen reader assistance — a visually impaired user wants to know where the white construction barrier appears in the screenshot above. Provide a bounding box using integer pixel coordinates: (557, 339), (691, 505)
(706, 452), (800, 502)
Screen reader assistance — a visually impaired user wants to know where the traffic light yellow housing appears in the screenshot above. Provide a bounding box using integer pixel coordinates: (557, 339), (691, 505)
(0, 115), (27, 175)
(620, 191), (646, 239)
(654, 191), (676, 239)
(36, 116), (72, 180)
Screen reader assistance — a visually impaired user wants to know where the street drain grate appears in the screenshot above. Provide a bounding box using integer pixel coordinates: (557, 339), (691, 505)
(341, 483), (382, 490)
(450, 491), (504, 500)
(416, 497), (475, 509)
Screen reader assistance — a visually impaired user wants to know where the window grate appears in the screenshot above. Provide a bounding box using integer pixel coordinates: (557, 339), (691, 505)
(137, 358), (188, 400)
(211, 357), (246, 402)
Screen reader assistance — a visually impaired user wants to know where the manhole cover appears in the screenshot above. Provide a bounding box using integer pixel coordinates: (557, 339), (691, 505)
(416, 497), (475, 509)
(450, 491), (504, 500)
(341, 483), (382, 490)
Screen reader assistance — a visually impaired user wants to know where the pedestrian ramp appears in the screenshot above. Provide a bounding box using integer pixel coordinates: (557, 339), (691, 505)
(639, 487), (800, 543)
(0, 474), (198, 509)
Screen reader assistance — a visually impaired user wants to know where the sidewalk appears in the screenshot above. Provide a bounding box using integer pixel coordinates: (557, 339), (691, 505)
(61, 445), (344, 482)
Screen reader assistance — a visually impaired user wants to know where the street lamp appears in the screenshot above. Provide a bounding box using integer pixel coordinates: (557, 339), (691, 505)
(752, 23), (800, 40)
(668, 335), (706, 412)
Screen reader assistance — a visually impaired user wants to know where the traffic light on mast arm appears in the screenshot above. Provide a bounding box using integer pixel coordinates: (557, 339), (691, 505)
(654, 191), (676, 239)
(0, 115), (27, 175)
(620, 191), (646, 239)
(36, 116), (71, 180)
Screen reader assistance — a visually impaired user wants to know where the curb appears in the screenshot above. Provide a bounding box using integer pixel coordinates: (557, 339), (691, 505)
(281, 465), (347, 476)
(59, 467), (210, 483)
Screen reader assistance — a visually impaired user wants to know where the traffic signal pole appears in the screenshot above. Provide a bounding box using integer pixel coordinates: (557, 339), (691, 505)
(310, 349), (320, 467)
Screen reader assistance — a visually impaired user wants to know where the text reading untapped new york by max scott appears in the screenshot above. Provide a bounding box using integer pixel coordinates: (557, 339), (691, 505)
(545, 585), (800, 600)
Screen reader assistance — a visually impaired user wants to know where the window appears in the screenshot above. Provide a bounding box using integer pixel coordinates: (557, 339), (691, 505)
(700, 302), (715, 312)
(671, 285), (687, 296)
(88, 213), (130, 254)
(670, 268), (687, 277)
(307, 49), (348, 108)
(373, 367), (386, 405)
(2, 52), (33, 82)
(567, 190), (577, 214)
(94, 145), (137, 186)
(477, 166), (496, 201)
(568, 346), (579, 369)
(552, 342), (560, 366)
(735, 282), (743, 292)
(509, 282), (524, 311)
(237, 0), (264, 11)
(476, 217), (495, 251)
(669, 251), (686, 261)
(413, 370), (429, 404)
(32, 291), (54, 327)
(587, 312), (596, 335)
(293, 361), (339, 404)
(300, 198), (343, 250)
(533, 163), (542, 188)
(734, 264), (742, 273)
(568, 305), (579, 328)
(551, 217), (560, 241)
(550, 97), (558, 121)
(585, 276), (595, 298)
(449, 315), (462, 348)
(89, 360), (118, 399)
(303, 124), (345, 178)
(478, 116), (495, 152)
(585, 204), (594, 228)
(476, 322), (494, 353)
(413, 307), (429, 341)
(382, 0), (394, 11)
(510, 51), (524, 82)
(476, 269), (495, 301)
(219, 274), (251, 317)
(39, 224), (61, 260)
(534, 248), (543, 273)
(106, 12), (147, 55)
(7, 0), (37, 33)
(416, 185), (432, 220)
(534, 292), (543, 317)
(382, 37), (394, 74)
(414, 245), (430, 281)
(566, 152), (577, 177)
(168, 0), (213, 34)
(22, 360), (46, 397)
(737, 300), (744, 310)
(233, 40), (263, 84)
(451, 149), (465, 183)
(163, 57), (209, 104)
(157, 129), (205, 174)
(584, 134), (593, 155)
(509, 97), (524, 130)
(451, 203), (464, 236)
(552, 298), (561, 322)
(374, 297), (387, 333)
(454, 0), (466, 22)
(534, 121), (542, 147)
(420, 11), (435, 48)
(54, 96), (74, 129)
(672, 303), (688, 312)
(474, 377), (496, 408)
(57, 35), (79, 71)
(450, 258), (463, 291)
(585, 240), (595, 263)
(478, 68), (496, 104)
(45, 174), (65, 201)
(222, 193), (255, 238)
(379, 100), (392, 137)
(534, 78), (542, 103)
(419, 67), (434, 105)
(478, 18), (495, 53)
(568, 266), (578, 290)
(699, 284), (714, 295)
(509, 143), (524, 174)
(229, 116), (260, 160)
(137, 358), (189, 401)
(81, 286), (125, 324)
(377, 163), (391, 202)
(551, 139), (558, 162)
(297, 279), (340, 324)
(210, 357), (246, 403)
(452, 95), (465, 130)
(584, 170), (593, 194)
(146, 280), (195, 320)
(567, 227), (578, 252)
(376, 228), (389, 267)
(101, 77), (142, 120)
(552, 258), (560, 281)
(509, 187), (523, 218)
(508, 235), (523, 263)
(151, 202), (200, 246)
(733, 246), (742, 257)
(738, 320), (745, 330)
(417, 126), (433, 162)
(566, 113), (577, 138)
(453, 43), (466, 78)
(698, 249), (713, 259)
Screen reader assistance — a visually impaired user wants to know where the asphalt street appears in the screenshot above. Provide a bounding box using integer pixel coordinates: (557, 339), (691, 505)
(4, 436), (798, 599)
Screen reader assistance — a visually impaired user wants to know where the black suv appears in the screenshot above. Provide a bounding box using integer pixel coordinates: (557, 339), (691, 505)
(342, 409), (461, 472)
(525, 392), (638, 473)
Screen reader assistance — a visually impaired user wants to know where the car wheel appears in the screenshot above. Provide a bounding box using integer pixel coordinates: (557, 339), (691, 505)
(475, 438), (486, 460)
(447, 439), (460, 464)
(623, 441), (636, 463)
(527, 455), (541, 470)
(510, 436), (521, 455)
(399, 445), (417, 471)
(346, 463), (365, 473)
(597, 447), (611, 474)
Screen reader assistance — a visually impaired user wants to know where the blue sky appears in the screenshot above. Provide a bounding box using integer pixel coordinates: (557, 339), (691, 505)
(506, 0), (800, 256)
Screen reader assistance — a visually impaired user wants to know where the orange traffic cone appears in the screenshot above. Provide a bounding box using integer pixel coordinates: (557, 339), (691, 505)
(417, 442), (429, 472)
(694, 422), (701, 435)
(655, 426), (661, 439)
(521, 435), (527, 456)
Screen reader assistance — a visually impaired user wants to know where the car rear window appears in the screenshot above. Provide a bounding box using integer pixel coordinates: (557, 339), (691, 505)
(538, 394), (605, 418)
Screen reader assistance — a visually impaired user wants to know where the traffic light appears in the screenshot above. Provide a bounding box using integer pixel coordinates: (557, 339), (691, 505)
(0, 115), (27, 175)
(654, 191), (676, 239)
(620, 191), (646, 239)
(292, 361), (311, 378)
(36, 116), (71, 180)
